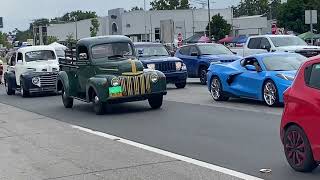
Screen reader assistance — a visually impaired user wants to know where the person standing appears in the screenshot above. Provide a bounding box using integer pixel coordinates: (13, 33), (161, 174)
(0, 59), (3, 84)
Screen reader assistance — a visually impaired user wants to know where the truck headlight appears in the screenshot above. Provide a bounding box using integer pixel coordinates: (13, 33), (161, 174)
(150, 74), (159, 83)
(111, 77), (120, 87)
(147, 64), (155, 70)
(32, 77), (40, 86)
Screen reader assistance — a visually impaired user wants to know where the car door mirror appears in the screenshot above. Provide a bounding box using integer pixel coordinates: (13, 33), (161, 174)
(79, 53), (88, 60)
(191, 52), (198, 56)
(245, 65), (257, 71)
(262, 45), (271, 52)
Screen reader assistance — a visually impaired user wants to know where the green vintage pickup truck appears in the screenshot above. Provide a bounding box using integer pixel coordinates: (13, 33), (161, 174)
(56, 36), (167, 115)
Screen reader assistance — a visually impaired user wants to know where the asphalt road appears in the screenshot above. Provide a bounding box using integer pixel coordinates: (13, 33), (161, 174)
(0, 80), (319, 180)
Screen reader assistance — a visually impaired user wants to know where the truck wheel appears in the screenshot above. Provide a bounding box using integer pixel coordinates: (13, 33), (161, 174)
(5, 80), (15, 95)
(92, 93), (105, 115)
(62, 88), (73, 108)
(175, 81), (187, 89)
(20, 80), (29, 98)
(148, 94), (163, 109)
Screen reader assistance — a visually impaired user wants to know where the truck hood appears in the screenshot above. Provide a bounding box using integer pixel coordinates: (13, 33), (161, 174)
(138, 56), (182, 64)
(276, 46), (320, 52)
(96, 59), (144, 75)
(25, 60), (59, 72)
(202, 54), (242, 62)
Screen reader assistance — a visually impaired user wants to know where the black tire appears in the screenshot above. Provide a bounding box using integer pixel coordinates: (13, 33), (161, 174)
(210, 76), (229, 101)
(92, 92), (105, 115)
(199, 67), (208, 85)
(283, 125), (318, 172)
(148, 94), (163, 109)
(263, 80), (280, 107)
(175, 81), (187, 89)
(20, 80), (29, 98)
(5, 80), (15, 95)
(62, 87), (73, 108)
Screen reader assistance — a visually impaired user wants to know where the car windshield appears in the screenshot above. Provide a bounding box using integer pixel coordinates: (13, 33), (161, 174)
(92, 42), (134, 59)
(25, 50), (56, 62)
(135, 45), (169, 57)
(270, 36), (307, 47)
(55, 49), (65, 58)
(198, 44), (233, 55)
(263, 54), (307, 71)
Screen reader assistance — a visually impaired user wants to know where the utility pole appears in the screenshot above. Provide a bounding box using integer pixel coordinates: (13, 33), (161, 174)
(144, 0), (147, 42)
(310, 11), (314, 45)
(207, 0), (211, 40)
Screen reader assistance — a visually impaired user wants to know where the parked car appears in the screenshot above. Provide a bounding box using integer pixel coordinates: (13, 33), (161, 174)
(135, 42), (187, 88)
(175, 43), (242, 84)
(281, 55), (320, 172)
(57, 36), (167, 115)
(4, 46), (59, 97)
(231, 35), (320, 57)
(207, 53), (307, 106)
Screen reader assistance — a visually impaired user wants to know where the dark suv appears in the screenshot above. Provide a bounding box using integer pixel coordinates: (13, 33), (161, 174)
(135, 43), (187, 88)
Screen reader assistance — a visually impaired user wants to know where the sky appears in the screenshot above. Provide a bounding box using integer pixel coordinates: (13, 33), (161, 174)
(0, 0), (240, 32)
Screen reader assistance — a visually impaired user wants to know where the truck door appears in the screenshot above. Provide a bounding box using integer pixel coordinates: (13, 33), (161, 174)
(245, 37), (268, 56)
(15, 52), (24, 86)
(76, 46), (95, 94)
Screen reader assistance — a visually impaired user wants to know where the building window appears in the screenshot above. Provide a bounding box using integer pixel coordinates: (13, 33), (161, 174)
(112, 23), (118, 34)
(155, 28), (160, 41)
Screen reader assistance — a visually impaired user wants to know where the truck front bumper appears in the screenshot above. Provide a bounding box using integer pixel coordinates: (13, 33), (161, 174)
(29, 86), (56, 93)
(164, 71), (187, 84)
(107, 92), (167, 104)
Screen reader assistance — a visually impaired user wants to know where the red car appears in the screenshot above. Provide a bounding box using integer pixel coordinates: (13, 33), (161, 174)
(281, 55), (320, 172)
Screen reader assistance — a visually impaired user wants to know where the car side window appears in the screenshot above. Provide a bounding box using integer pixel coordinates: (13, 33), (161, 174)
(242, 58), (262, 71)
(260, 38), (271, 49)
(305, 63), (320, 89)
(78, 45), (89, 61)
(10, 54), (16, 66)
(179, 46), (190, 55)
(247, 38), (261, 49)
(17, 52), (23, 62)
(189, 46), (198, 56)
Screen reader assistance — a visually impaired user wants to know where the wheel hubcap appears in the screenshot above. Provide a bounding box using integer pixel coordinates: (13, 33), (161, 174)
(264, 82), (276, 105)
(94, 96), (99, 104)
(285, 131), (306, 167)
(211, 78), (220, 100)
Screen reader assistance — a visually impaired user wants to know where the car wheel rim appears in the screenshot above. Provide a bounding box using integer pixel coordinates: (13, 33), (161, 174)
(263, 82), (276, 105)
(285, 130), (306, 167)
(211, 78), (220, 100)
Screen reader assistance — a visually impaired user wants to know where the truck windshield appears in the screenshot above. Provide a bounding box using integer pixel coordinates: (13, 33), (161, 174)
(270, 36), (307, 47)
(92, 42), (134, 59)
(198, 44), (233, 55)
(263, 54), (307, 71)
(25, 50), (56, 62)
(135, 45), (169, 57)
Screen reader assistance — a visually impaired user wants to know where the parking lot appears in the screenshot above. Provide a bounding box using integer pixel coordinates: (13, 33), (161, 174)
(0, 79), (319, 180)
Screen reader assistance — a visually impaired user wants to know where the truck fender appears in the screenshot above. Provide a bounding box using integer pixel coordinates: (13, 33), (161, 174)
(86, 77), (109, 103)
(57, 71), (70, 96)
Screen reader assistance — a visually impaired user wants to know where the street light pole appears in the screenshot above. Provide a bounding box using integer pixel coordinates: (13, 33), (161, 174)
(207, 0), (211, 40)
(144, 0), (147, 42)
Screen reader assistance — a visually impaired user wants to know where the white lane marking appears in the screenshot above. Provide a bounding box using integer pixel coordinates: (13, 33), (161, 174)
(72, 125), (263, 180)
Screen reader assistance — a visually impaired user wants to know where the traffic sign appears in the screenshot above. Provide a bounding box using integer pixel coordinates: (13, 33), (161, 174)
(305, 10), (317, 24)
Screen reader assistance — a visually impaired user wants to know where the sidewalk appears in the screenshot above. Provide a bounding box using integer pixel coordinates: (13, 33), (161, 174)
(0, 103), (248, 180)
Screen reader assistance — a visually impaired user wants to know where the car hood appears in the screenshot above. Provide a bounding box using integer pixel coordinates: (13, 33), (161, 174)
(202, 54), (242, 61)
(25, 60), (59, 72)
(95, 59), (144, 75)
(138, 56), (182, 64)
(276, 46), (320, 51)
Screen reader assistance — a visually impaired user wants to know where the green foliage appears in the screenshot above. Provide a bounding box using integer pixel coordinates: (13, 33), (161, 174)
(59, 10), (97, 22)
(0, 32), (11, 48)
(130, 6), (144, 11)
(47, 36), (59, 45)
(276, 0), (320, 33)
(150, 0), (190, 10)
(90, 18), (100, 37)
(206, 14), (231, 41)
(14, 28), (32, 42)
(233, 0), (280, 19)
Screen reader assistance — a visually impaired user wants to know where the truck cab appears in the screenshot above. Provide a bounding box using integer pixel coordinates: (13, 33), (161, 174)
(57, 36), (167, 115)
(4, 46), (59, 97)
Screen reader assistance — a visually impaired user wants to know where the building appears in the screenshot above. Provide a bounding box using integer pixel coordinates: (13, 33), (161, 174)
(47, 8), (269, 43)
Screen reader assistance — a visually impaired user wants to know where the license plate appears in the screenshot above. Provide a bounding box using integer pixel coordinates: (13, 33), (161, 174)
(109, 86), (123, 97)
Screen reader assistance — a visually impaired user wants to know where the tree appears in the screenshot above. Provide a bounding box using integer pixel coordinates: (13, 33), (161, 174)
(90, 18), (100, 37)
(14, 28), (32, 42)
(60, 10), (97, 22)
(233, 0), (280, 19)
(47, 36), (59, 44)
(0, 32), (11, 48)
(276, 0), (320, 33)
(206, 14), (231, 41)
(150, 0), (190, 10)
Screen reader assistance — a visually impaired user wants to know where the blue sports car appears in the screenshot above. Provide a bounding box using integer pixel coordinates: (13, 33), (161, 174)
(207, 53), (307, 106)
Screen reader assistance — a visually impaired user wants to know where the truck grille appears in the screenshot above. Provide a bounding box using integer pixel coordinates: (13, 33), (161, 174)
(40, 73), (58, 87)
(296, 50), (320, 58)
(119, 74), (152, 96)
(155, 62), (176, 72)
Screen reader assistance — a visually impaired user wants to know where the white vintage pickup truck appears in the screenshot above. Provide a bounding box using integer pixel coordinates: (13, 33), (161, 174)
(4, 46), (59, 97)
(231, 35), (320, 58)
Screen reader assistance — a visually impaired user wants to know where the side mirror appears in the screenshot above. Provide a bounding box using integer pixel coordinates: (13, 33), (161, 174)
(191, 52), (198, 56)
(245, 65), (257, 71)
(79, 53), (88, 60)
(262, 45), (271, 52)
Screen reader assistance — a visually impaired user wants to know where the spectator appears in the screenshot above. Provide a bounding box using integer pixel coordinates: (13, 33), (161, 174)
(0, 59), (3, 84)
